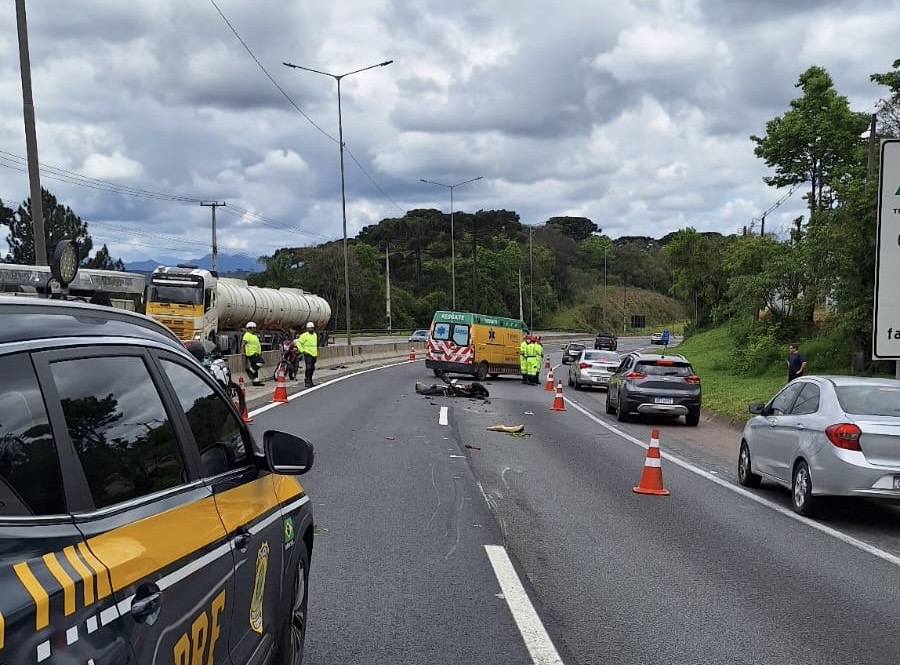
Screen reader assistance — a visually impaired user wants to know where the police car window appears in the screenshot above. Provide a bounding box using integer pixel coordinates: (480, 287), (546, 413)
(50, 356), (186, 509)
(451, 324), (470, 346)
(0, 354), (66, 516)
(160, 360), (249, 474)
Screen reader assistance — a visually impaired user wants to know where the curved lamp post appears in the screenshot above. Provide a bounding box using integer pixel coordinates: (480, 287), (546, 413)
(420, 176), (483, 310)
(283, 59), (393, 346)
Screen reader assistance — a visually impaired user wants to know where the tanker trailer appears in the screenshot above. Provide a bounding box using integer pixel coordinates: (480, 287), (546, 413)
(146, 266), (332, 354)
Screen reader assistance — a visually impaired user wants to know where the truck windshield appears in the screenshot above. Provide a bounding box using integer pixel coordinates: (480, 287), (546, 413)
(148, 284), (203, 306)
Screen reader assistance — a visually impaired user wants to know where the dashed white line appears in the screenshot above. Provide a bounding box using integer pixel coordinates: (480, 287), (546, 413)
(439, 406), (449, 426)
(485, 545), (564, 665)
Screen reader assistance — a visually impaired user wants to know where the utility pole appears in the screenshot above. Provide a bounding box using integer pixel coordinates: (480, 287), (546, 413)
(16, 0), (46, 266)
(867, 113), (877, 182)
(472, 215), (478, 312)
(760, 213), (766, 237)
(529, 227), (534, 330)
(385, 244), (392, 331)
(200, 201), (225, 273)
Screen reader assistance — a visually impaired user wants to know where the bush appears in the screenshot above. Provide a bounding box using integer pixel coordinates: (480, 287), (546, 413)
(730, 325), (782, 377)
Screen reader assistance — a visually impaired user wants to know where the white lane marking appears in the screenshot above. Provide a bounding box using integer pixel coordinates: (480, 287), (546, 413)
(251, 358), (413, 416)
(564, 398), (900, 568)
(484, 545), (564, 665)
(439, 406), (449, 426)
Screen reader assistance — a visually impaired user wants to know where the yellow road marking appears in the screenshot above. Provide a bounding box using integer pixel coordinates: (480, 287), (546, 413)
(13, 562), (49, 630)
(0, 610), (4, 648)
(63, 545), (95, 606)
(43, 553), (76, 616)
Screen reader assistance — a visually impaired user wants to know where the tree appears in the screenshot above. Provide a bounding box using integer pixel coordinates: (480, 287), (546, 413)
(4, 187), (126, 269)
(546, 216), (599, 242)
(871, 59), (900, 138)
(750, 66), (870, 216)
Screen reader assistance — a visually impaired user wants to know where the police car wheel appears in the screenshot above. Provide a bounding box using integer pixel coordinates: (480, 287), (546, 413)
(275, 543), (309, 665)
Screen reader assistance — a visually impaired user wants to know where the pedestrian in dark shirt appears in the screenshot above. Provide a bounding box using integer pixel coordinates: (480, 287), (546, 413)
(786, 343), (807, 382)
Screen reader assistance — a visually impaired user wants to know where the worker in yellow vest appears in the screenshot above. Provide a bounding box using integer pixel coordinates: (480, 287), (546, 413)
(519, 335), (529, 384)
(296, 321), (319, 387)
(526, 336), (541, 385)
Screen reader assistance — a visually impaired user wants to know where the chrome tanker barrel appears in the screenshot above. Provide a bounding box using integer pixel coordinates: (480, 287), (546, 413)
(217, 278), (258, 328)
(304, 292), (332, 329)
(247, 285), (280, 328)
(278, 288), (313, 329)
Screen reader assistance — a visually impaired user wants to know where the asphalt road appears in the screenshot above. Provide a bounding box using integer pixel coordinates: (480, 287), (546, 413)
(245, 338), (900, 664)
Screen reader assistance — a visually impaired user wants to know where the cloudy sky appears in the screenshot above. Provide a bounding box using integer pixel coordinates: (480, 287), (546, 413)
(0, 0), (897, 266)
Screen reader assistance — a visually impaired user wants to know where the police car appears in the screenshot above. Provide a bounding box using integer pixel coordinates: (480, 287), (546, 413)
(0, 244), (314, 664)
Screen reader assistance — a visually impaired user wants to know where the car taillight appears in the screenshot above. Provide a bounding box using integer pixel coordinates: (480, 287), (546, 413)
(579, 362), (591, 369)
(625, 371), (645, 379)
(825, 423), (862, 451)
(685, 374), (700, 384)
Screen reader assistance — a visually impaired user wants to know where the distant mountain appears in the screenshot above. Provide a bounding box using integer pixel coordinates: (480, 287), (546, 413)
(125, 253), (264, 274)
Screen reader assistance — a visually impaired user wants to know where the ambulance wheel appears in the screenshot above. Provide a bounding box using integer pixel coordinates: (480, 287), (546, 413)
(275, 542), (309, 665)
(475, 361), (489, 381)
(433, 369), (443, 378)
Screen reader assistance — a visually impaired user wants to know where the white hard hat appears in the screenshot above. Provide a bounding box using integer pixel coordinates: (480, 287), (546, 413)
(246, 321), (257, 328)
(306, 322), (315, 329)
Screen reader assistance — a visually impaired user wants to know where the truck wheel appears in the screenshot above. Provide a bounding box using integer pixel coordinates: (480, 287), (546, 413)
(475, 361), (489, 381)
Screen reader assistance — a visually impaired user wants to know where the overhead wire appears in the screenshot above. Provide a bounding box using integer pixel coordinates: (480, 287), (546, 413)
(208, 0), (406, 215)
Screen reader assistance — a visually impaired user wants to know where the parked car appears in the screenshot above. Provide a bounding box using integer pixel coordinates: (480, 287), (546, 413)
(569, 349), (620, 390)
(0, 296), (315, 664)
(409, 328), (430, 343)
(650, 331), (668, 345)
(562, 342), (586, 364)
(594, 331), (618, 350)
(605, 352), (701, 426)
(738, 375), (900, 517)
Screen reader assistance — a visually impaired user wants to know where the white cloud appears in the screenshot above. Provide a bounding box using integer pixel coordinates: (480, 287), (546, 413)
(0, 0), (894, 265)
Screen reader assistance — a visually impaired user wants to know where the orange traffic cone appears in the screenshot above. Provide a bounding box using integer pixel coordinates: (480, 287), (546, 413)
(544, 368), (555, 391)
(544, 356), (551, 370)
(550, 382), (566, 411)
(272, 367), (289, 403)
(237, 376), (252, 423)
(409, 346), (416, 361)
(633, 429), (670, 496)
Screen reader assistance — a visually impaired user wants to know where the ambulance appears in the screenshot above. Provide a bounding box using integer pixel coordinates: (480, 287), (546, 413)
(425, 310), (528, 380)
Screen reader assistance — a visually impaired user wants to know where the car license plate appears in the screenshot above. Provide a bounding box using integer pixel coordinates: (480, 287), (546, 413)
(654, 397), (674, 405)
(894, 475), (900, 490)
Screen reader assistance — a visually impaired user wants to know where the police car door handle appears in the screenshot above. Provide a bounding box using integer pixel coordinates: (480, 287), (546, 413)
(131, 585), (162, 623)
(232, 525), (252, 551)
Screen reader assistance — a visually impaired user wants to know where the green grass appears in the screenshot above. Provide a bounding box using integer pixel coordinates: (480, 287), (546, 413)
(669, 327), (787, 424)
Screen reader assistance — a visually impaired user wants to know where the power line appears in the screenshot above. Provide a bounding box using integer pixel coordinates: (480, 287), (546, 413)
(208, 0), (406, 216)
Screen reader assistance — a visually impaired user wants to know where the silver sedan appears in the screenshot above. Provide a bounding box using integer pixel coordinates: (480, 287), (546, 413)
(738, 375), (900, 517)
(568, 349), (620, 390)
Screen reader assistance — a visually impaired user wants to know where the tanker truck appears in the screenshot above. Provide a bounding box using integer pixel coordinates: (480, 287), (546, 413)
(145, 265), (331, 354)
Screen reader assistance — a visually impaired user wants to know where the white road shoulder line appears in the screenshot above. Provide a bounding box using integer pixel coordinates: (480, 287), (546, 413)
(564, 397), (900, 568)
(484, 544), (564, 665)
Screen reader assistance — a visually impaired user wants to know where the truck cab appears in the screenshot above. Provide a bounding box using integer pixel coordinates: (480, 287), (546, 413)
(145, 265), (219, 343)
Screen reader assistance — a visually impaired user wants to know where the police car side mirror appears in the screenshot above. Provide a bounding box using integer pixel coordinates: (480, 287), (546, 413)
(264, 431), (315, 475)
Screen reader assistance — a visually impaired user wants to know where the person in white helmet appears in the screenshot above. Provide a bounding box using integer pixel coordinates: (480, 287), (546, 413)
(241, 322), (265, 385)
(296, 321), (319, 387)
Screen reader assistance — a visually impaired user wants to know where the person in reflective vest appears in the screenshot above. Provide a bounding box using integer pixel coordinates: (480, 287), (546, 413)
(520, 335), (529, 384)
(296, 321), (319, 387)
(526, 337), (541, 385)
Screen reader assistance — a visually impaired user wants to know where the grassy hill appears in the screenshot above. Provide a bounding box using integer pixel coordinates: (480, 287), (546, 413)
(547, 284), (687, 334)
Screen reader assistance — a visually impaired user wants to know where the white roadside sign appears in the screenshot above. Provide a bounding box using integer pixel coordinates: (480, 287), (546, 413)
(873, 139), (900, 359)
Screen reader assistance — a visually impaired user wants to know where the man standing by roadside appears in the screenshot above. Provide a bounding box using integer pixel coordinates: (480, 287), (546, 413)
(241, 322), (265, 386)
(297, 321), (319, 387)
(520, 334), (529, 384)
(786, 343), (807, 383)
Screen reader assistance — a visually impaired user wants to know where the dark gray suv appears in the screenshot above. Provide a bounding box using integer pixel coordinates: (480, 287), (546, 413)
(605, 352), (702, 426)
(0, 297), (315, 664)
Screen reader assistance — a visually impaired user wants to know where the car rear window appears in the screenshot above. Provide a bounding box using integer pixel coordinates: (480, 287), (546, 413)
(584, 351), (618, 362)
(637, 361), (693, 377)
(836, 385), (900, 416)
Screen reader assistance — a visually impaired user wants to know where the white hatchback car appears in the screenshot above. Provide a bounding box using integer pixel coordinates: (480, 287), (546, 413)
(738, 375), (900, 517)
(568, 349), (620, 390)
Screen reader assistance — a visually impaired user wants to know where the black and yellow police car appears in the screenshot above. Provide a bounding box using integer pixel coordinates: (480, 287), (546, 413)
(0, 245), (314, 664)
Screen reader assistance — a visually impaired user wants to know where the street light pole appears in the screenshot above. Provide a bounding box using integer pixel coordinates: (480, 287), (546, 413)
(420, 176), (483, 310)
(284, 59), (393, 347)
